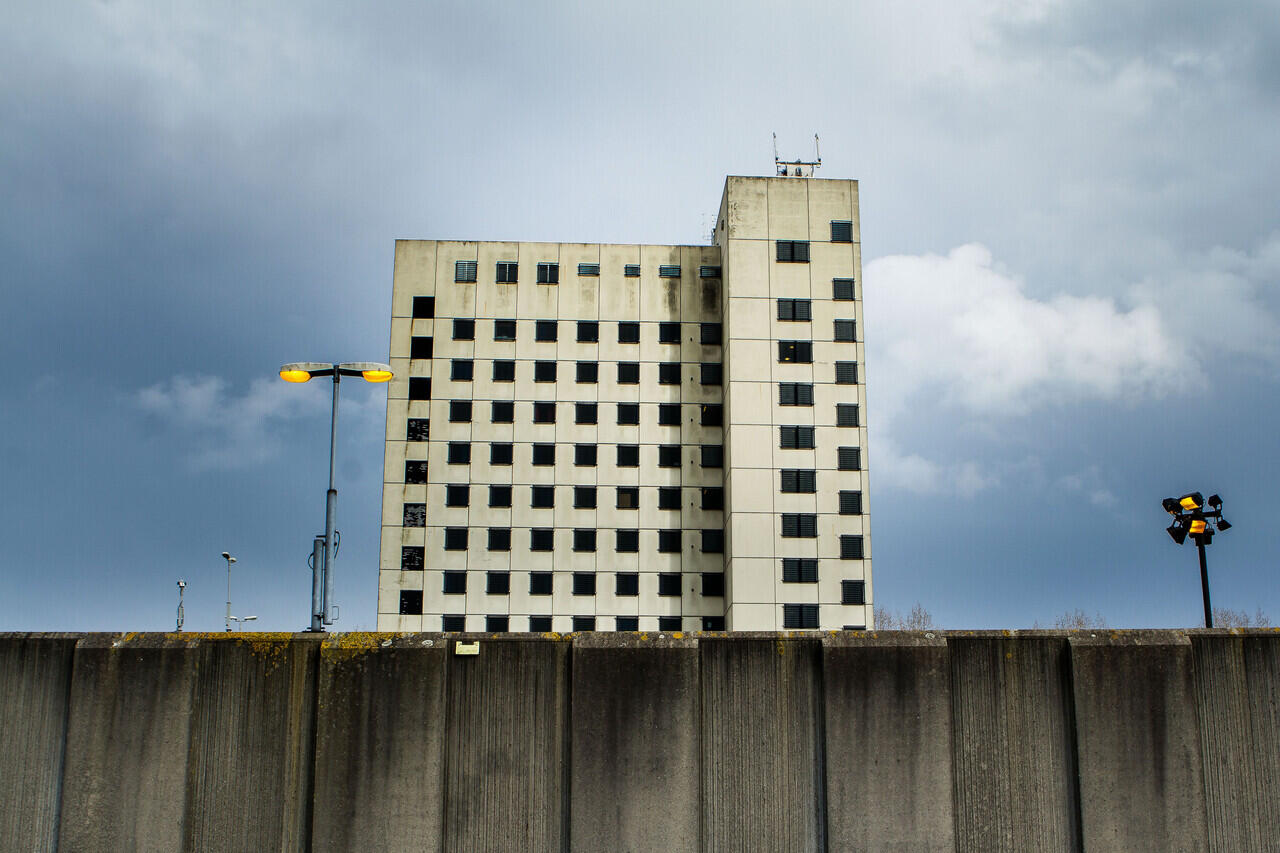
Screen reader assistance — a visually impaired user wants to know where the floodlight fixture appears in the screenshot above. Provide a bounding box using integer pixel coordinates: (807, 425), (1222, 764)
(1207, 494), (1222, 510)
(1161, 491), (1232, 628)
(1179, 492), (1204, 511)
(1216, 518), (1231, 532)
(1162, 497), (1180, 514)
(1167, 523), (1188, 545)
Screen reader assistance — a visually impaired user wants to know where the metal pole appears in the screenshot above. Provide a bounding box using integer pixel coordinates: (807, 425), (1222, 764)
(322, 369), (340, 627)
(310, 536), (325, 631)
(225, 558), (232, 632)
(1198, 538), (1213, 628)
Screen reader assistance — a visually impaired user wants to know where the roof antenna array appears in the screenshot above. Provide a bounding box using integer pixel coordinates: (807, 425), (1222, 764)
(774, 133), (821, 177)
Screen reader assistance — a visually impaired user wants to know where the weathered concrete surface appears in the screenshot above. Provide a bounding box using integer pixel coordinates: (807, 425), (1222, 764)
(823, 632), (954, 853)
(1, 629), (1279, 852)
(570, 633), (701, 852)
(312, 634), (447, 853)
(0, 634), (77, 853)
(1071, 631), (1209, 853)
(702, 636), (826, 853)
(949, 634), (1079, 852)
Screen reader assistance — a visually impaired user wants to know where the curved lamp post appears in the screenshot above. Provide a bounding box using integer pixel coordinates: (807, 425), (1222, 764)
(1161, 492), (1232, 628)
(280, 361), (393, 632)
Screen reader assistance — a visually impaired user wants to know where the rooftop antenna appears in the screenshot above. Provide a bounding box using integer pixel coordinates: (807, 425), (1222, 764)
(774, 133), (822, 177)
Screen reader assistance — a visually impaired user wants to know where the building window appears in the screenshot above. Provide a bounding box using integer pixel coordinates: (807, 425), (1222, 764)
(449, 401), (472, 422)
(441, 614), (465, 631)
(485, 615), (509, 632)
(659, 322), (681, 343)
(658, 572), (681, 594)
(486, 571), (511, 595)
(831, 220), (853, 242)
(455, 260), (478, 282)
(658, 616), (681, 631)
(488, 529), (511, 552)
(702, 616), (726, 631)
(617, 444), (640, 467)
(624, 264), (641, 277)
(776, 240), (811, 263)
(572, 616), (596, 632)
(837, 446), (862, 471)
(411, 336), (434, 360)
(779, 425), (816, 449)
(658, 445), (681, 469)
(658, 403), (681, 426)
(658, 486), (681, 510)
(617, 616), (639, 631)
(778, 341), (813, 363)
(399, 590), (423, 615)
(496, 262), (518, 283)
(531, 484), (554, 508)
(659, 264), (681, 278)
(575, 402), (597, 425)
(781, 513), (818, 538)
(840, 535), (865, 560)
(577, 321), (599, 342)
(700, 404), (723, 427)
(530, 572), (552, 595)
(780, 469), (817, 493)
(488, 485), (512, 507)
(702, 530), (724, 554)
(491, 401), (514, 423)
(532, 443), (555, 466)
(453, 319), (475, 340)
(658, 530), (681, 553)
(837, 404), (860, 427)
(777, 299), (812, 321)
(617, 403), (640, 425)
(405, 461), (428, 484)
(450, 359), (473, 381)
(535, 320), (557, 342)
(833, 278), (855, 301)
(530, 528), (554, 551)
(702, 572), (725, 595)
(700, 363), (722, 385)
(412, 296), (435, 318)
(578, 263), (600, 277)
(573, 529), (597, 552)
(493, 360), (516, 382)
(835, 362), (858, 384)
(658, 362), (681, 385)
(490, 443), (513, 466)
(616, 573), (639, 596)
(782, 558), (819, 583)
(529, 615), (552, 631)
(494, 319), (516, 341)
(401, 546), (424, 570)
(533, 402), (556, 424)
(577, 361), (598, 383)
(573, 485), (597, 509)
(443, 570), (467, 594)
(446, 442), (471, 464)
(700, 445), (724, 468)
(573, 572), (596, 595)
(534, 361), (556, 383)
(443, 527), (468, 551)
(537, 262), (559, 284)
(618, 322), (640, 344)
(834, 319), (856, 342)
(779, 383), (814, 406)
(616, 529), (639, 552)
(700, 323), (722, 345)
(701, 487), (724, 510)
(616, 487), (639, 509)
(407, 418), (429, 441)
(408, 378), (432, 401)
(445, 484), (470, 507)
(783, 604), (819, 629)
(618, 362), (640, 384)
(574, 444), (597, 467)
(842, 579), (865, 605)
(699, 265), (722, 278)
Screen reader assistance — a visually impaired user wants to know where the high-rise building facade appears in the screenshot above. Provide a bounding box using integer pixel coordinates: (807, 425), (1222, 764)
(377, 175), (870, 631)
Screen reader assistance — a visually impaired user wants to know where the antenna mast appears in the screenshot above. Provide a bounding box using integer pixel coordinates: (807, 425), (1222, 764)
(774, 133), (822, 177)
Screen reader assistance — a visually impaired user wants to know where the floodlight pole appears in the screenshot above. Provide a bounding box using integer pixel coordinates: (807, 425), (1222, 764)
(1197, 539), (1213, 629)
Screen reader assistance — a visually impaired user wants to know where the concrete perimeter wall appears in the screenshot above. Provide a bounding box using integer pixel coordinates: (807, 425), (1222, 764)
(1, 630), (1277, 853)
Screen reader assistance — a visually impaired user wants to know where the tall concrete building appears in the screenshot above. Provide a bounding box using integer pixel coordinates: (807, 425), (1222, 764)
(377, 175), (870, 632)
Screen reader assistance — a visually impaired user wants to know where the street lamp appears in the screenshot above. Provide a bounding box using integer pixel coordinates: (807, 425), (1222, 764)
(230, 615), (258, 630)
(176, 579), (186, 632)
(1161, 492), (1232, 628)
(279, 361), (393, 632)
(221, 551), (237, 632)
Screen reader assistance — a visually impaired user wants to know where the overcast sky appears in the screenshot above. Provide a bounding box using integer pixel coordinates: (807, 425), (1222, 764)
(2, 0), (1277, 632)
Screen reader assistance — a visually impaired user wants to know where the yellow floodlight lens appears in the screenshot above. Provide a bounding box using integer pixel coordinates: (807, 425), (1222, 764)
(1189, 519), (1207, 534)
(280, 369), (312, 383)
(1179, 493), (1202, 510)
(362, 369), (393, 383)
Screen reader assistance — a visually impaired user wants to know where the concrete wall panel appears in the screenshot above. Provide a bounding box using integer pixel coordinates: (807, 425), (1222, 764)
(1241, 635), (1280, 848)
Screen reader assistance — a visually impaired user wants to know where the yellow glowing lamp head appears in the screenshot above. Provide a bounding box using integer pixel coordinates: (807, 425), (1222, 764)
(279, 362), (330, 383)
(361, 369), (393, 383)
(338, 361), (394, 383)
(1179, 492), (1203, 511)
(280, 369), (312, 383)
(1189, 519), (1207, 534)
